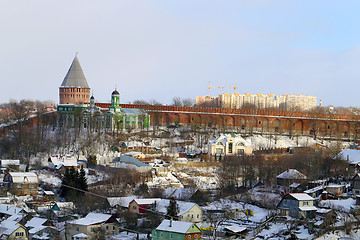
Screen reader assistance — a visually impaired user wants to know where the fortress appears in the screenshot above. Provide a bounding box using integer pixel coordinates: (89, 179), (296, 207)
(57, 55), (360, 140)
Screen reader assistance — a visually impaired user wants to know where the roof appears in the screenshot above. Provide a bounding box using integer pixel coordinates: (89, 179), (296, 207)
(73, 233), (90, 238)
(224, 225), (247, 233)
(121, 108), (147, 115)
(6, 172), (38, 184)
(0, 160), (20, 166)
(0, 220), (24, 236)
(299, 206), (318, 211)
(114, 155), (149, 167)
(156, 199), (199, 216)
(69, 213), (114, 226)
(25, 217), (47, 228)
(209, 134), (251, 147)
(289, 193), (314, 201)
(132, 198), (161, 205)
(156, 220), (199, 234)
(335, 149), (360, 164)
(60, 55), (89, 88)
(112, 89), (120, 95)
(107, 197), (135, 208)
(0, 204), (23, 216)
(277, 169), (307, 180)
(49, 155), (77, 167)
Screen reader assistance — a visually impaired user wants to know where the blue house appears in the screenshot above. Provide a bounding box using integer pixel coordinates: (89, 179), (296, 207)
(277, 193), (317, 219)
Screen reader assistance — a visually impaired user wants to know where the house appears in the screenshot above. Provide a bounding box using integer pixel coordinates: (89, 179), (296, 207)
(208, 134), (252, 157)
(128, 198), (161, 214)
(152, 219), (201, 240)
(326, 184), (345, 197)
(352, 174), (360, 195)
(3, 172), (38, 196)
(124, 151), (145, 159)
(290, 143), (328, 155)
(110, 155), (152, 173)
(65, 213), (119, 239)
(0, 219), (29, 240)
(105, 196), (136, 210)
(0, 160), (20, 171)
(276, 169), (307, 186)
(25, 217), (59, 239)
(0, 204), (24, 220)
(335, 149), (360, 176)
(48, 155), (77, 170)
(277, 193), (317, 219)
(156, 200), (203, 223)
(224, 225), (248, 238)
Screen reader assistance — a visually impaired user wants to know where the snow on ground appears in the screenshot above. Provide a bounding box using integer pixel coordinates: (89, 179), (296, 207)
(316, 228), (360, 240)
(318, 198), (356, 213)
(255, 222), (288, 239)
(110, 232), (148, 240)
(36, 170), (62, 187)
(147, 172), (184, 189)
(85, 168), (110, 185)
(203, 198), (269, 223)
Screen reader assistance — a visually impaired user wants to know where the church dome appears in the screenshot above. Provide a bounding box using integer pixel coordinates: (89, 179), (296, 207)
(112, 89), (120, 95)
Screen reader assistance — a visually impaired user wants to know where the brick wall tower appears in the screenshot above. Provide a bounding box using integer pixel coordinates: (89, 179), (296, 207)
(59, 55), (90, 104)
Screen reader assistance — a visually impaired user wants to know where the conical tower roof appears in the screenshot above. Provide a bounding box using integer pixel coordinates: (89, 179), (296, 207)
(60, 55), (89, 88)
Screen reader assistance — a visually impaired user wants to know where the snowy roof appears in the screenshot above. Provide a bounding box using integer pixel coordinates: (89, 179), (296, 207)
(107, 197), (135, 208)
(0, 204), (23, 216)
(299, 206), (317, 211)
(289, 193), (314, 201)
(0, 219), (24, 236)
(209, 134), (251, 147)
(304, 186), (325, 194)
(6, 172), (38, 184)
(224, 225), (247, 233)
(60, 55), (89, 88)
(69, 213), (114, 226)
(114, 155), (149, 167)
(25, 217), (47, 228)
(132, 198), (161, 205)
(0, 160), (20, 166)
(277, 169), (307, 180)
(25, 217), (48, 234)
(72, 233), (90, 238)
(50, 155), (77, 167)
(336, 149), (360, 164)
(156, 220), (198, 234)
(43, 191), (55, 195)
(54, 202), (75, 209)
(156, 199), (199, 216)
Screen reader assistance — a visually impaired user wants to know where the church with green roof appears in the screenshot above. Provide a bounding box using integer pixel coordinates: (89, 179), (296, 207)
(57, 55), (150, 132)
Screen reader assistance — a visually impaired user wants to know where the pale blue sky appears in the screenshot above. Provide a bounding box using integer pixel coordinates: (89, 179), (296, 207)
(1, 1), (359, 107)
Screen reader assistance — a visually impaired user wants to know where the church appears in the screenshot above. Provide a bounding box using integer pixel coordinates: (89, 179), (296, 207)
(57, 55), (150, 131)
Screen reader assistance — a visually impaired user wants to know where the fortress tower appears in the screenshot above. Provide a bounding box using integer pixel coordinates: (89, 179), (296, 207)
(59, 55), (90, 104)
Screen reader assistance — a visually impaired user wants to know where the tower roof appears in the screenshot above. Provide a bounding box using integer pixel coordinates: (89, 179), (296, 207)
(61, 55), (89, 88)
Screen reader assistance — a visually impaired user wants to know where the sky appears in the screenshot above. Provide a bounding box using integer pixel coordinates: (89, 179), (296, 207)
(1, 0), (360, 107)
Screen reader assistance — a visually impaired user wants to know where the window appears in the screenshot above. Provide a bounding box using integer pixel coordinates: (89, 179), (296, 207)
(188, 235), (191, 240)
(76, 227), (79, 232)
(15, 232), (24, 237)
(160, 232), (163, 237)
(303, 201), (308, 206)
(195, 234), (197, 239)
(91, 227), (94, 232)
(192, 214), (194, 218)
(197, 214), (199, 218)
(170, 233), (173, 239)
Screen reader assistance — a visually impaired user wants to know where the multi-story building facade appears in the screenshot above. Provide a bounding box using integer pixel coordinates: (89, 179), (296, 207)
(210, 92), (317, 111)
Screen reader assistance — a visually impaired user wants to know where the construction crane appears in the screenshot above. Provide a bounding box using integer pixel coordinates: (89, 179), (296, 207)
(208, 81), (237, 97)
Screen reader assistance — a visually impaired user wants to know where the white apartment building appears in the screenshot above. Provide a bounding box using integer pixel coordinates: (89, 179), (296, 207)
(214, 93), (317, 111)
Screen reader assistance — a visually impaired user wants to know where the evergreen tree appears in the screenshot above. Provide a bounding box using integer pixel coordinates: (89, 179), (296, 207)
(166, 198), (179, 220)
(78, 166), (88, 193)
(60, 166), (88, 201)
